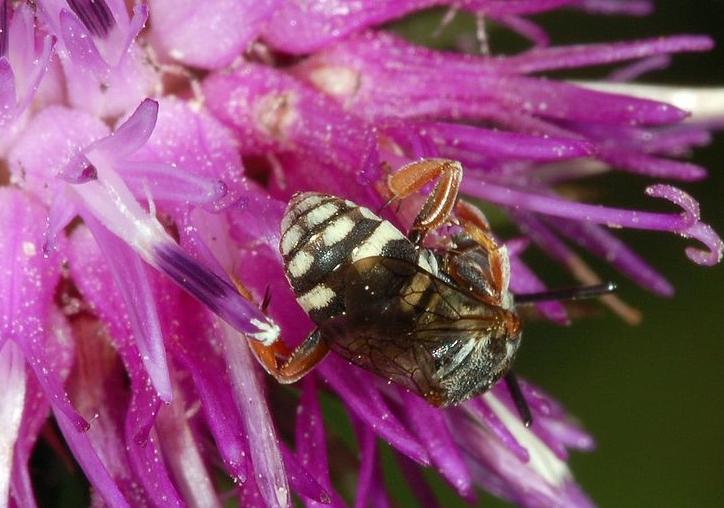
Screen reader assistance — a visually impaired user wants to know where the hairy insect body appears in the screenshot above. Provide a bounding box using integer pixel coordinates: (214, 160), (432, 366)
(280, 191), (521, 406)
(280, 192), (431, 319)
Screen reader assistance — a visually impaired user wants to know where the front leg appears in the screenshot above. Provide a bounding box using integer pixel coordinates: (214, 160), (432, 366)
(249, 328), (329, 384)
(386, 159), (463, 246)
(447, 200), (511, 306)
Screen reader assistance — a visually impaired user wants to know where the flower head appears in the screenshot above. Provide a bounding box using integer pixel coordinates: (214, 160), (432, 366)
(1, 2), (722, 508)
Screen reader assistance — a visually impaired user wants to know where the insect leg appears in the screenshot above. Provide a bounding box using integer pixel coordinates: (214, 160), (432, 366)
(505, 371), (533, 427)
(449, 200), (511, 303)
(249, 328), (329, 384)
(386, 159), (463, 246)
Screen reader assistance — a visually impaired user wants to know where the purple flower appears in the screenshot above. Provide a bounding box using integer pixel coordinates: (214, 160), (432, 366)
(1, 2), (722, 508)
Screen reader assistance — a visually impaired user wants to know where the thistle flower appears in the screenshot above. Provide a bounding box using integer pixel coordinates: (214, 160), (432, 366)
(0, 2), (722, 508)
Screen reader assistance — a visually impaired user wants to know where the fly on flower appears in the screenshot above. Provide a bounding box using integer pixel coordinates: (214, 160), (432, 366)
(252, 159), (614, 421)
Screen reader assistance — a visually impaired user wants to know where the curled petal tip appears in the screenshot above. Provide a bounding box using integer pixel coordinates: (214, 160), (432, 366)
(644, 184), (700, 225)
(683, 223), (724, 266)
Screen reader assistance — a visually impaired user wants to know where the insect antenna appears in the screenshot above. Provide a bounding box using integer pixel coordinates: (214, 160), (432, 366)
(514, 282), (617, 304)
(505, 371), (532, 428)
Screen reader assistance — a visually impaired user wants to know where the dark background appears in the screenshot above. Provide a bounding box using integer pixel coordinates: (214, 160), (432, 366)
(392, 2), (724, 507)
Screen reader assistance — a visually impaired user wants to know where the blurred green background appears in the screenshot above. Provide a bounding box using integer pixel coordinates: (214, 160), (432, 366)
(393, 2), (724, 507)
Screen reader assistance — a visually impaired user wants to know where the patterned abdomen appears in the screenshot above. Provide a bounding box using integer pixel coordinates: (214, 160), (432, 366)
(279, 192), (417, 322)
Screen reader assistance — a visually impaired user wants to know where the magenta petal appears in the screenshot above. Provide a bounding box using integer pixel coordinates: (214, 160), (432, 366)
(203, 64), (376, 193)
(294, 379), (336, 505)
(473, 0), (576, 16)
(122, 161), (227, 207)
(67, 225), (166, 449)
(45, 193), (77, 255)
(321, 362), (429, 465)
(80, 213), (173, 402)
(46, 310), (131, 508)
(16, 34), (55, 113)
(462, 177), (698, 231)
(59, 8), (108, 75)
(150, 0), (278, 69)
(351, 417), (392, 508)
(608, 55), (672, 82)
(575, 0), (652, 15)
(8, 105), (110, 205)
(296, 32), (691, 126)
(0, 189), (86, 432)
(494, 15), (550, 47)
(281, 445), (332, 506)
(0, 58), (16, 115)
(497, 35), (713, 74)
(421, 122), (594, 162)
(124, 422), (184, 508)
(396, 454), (442, 508)
(549, 219), (674, 295)
(220, 321), (290, 508)
(124, 98), (243, 211)
(465, 398), (530, 463)
(119, 4), (149, 61)
(91, 98), (159, 159)
(157, 395), (224, 508)
(602, 151), (706, 181)
(54, 410), (130, 508)
(263, 0), (437, 54)
(0, 341), (25, 506)
(402, 393), (472, 496)
(162, 292), (250, 481)
(10, 372), (48, 508)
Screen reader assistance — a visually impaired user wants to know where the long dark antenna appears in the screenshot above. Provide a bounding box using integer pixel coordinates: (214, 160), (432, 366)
(515, 282), (616, 305)
(505, 371), (532, 427)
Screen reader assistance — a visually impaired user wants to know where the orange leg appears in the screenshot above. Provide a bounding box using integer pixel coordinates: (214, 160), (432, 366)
(249, 328), (329, 384)
(386, 159), (463, 246)
(448, 200), (511, 305)
(230, 277), (329, 383)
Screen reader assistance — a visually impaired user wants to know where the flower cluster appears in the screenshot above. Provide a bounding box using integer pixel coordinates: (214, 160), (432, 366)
(0, 1), (722, 507)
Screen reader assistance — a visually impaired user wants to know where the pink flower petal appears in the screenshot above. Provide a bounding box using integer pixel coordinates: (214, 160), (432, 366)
(0, 341), (25, 507)
(79, 213), (173, 402)
(92, 98), (159, 159)
(8, 106), (109, 205)
(403, 393), (473, 497)
(220, 320), (290, 508)
(150, 0), (278, 69)
(157, 390), (224, 508)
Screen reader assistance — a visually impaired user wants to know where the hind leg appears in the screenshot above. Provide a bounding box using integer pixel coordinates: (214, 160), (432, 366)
(249, 328), (329, 384)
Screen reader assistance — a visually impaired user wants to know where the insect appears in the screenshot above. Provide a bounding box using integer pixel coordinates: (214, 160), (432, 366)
(249, 159), (613, 422)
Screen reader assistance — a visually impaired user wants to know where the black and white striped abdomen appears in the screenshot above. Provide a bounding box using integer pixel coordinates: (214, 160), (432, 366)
(280, 192), (418, 322)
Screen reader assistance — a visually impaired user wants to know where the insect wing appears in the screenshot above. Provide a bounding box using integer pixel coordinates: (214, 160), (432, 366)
(320, 256), (501, 401)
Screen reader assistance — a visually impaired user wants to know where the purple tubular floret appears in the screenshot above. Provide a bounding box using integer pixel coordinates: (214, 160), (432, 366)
(67, 0), (116, 38)
(2, 1), (723, 506)
(0, 1), (8, 57)
(152, 243), (274, 337)
(496, 35), (713, 74)
(574, 0), (652, 16)
(420, 122), (595, 162)
(404, 393), (474, 497)
(462, 177), (698, 232)
(321, 362), (430, 465)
